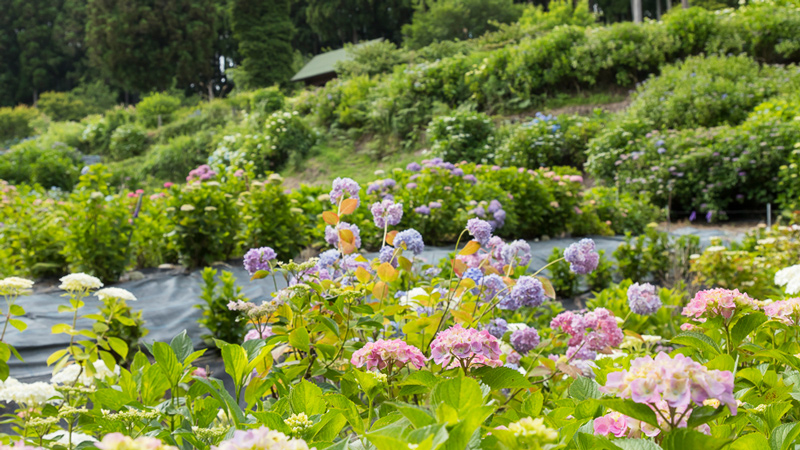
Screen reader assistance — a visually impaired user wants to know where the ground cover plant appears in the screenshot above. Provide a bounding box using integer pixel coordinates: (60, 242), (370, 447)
(0, 175), (799, 450)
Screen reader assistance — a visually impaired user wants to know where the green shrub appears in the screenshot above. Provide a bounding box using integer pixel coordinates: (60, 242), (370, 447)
(427, 110), (495, 163)
(157, 100), (234, 143)
(137, 92), (181, 128)
(336, 40), (410, 78)
(547, 247), (578, 298)
(0, 141), (81, 190)
(197, 267), (248, 345)
(259, 111), (316, 171)
(580, 186), (663, 235)
(0, 105), (39, 143)
(109, 124), (149, 160)
(37, 91), (90, 122)
(613, 226), (700, 286)
(496, 111), (605, 169)
(239, 176), (309, 260)
(248, 87), (284, 115)
(142, 134), (213, 182)
(61, 166), (135, 282)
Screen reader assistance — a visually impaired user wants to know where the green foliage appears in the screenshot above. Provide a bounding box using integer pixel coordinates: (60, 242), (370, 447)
(402, 0), (523, 49)
(142, 134), (213, 182)
(197, 267), (248, 345)
(613, 226), (700, 286)
(427, 110), (495, 163)
(109, 124), (149, 160)
(61, 166), (135, 282)
(547, 247), (578, 298)
(230, 0), (294, 88)
(587, 250), (614, 292)
(496, 111), (606, 169)
(0, 140), (80, 190)
(336, 40), (410, 78)
(37, 91), (90, 122)
(258, 111), (316, 172)
(137, 92), (182, 128)
(519, 0), (596, 31)
(0, 105), (39, 143)
(580, 186), (663, 236)
(97, 295), (149, 363)
(247, 87), (285, 116)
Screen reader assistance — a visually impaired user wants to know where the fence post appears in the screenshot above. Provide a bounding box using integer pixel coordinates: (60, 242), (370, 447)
(767, 203), (772, 227)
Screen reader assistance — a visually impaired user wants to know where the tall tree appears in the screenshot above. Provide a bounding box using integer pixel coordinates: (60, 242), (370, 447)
(230, 0), (295, 88)
(305, 0), (413, 46)
(0, 0), (21, 106)
(86, 0), (218, 96)
(12, 0), (64, 104)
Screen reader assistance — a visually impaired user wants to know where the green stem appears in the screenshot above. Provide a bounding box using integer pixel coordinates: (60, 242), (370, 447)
(532, 257), (565, 277)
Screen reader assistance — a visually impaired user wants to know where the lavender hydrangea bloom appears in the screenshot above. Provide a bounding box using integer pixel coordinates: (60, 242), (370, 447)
(429, 201), (442, 209)
(325, 222), (362, 248)
(329, 177), (360, 206)
(486, 318), (508, 339)
(467, 218), (493, 246)
(394, 229), (424, 255)
(511, 276), (546, 308)
(371, 199), (403, 228)
(510, 327), (541, 355)
(464, 174), (477, 184)
(627, 282), (661, 315)
(317, 249), (340, 268)
(463, 268), (483, 283)
(414, 205), (431, 215)
(379, 246), (397, 267)
(243, 247), (277, 275)
(502, 240), (532, 267)
(406, 162), (422, 171)
(451, 168), (464, 177)
(488, 199), (502, 214)
(564, 238), (599, 275)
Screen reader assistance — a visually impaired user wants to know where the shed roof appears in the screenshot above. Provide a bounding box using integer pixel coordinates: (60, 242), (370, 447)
(291, 38), (383, 82)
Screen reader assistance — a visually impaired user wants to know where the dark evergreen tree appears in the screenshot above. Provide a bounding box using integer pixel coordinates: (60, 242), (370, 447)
(230, 0), (295, 88)
(12, 0), (64, 104)
(305, 0), (414, 46)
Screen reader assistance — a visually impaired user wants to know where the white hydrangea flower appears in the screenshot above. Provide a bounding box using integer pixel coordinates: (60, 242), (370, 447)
(0, 378), (60, 406)
(399, 287), (429, 309)
(95, 287), (137, 302)
(59, 273), (103, 292)
(0, 277), (34, 295)
(51, 360), (119, 386)
(43, 431), (97, 446)
(776, 264), (800, 295)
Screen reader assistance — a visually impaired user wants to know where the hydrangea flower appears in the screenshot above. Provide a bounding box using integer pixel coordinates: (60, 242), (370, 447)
(0, 442), (46, 450)
(59, 273), (103, 292)
(466, 218), (493, 246)
(764, 297), (800, 325)
(485, 318), (508, 339)
(243, 247), (277, 275)
(350, 339), (426, 371)
(600, 352), (737, 419)
(501, 417), (558, 444)
(776, 264), (800, 295)
(430, 324), (502, 370)
(564, 239), (599, 274)
(682, 288), (758, 324)
(627, 282), (661, 315)
(510, 276), (546, 308)
(244, 328), (274, 341)
(329, 177), (360, 207)
(510, 327), (540, 355)
(0, 277), (33, 296)
(594, 412), (659, 438)
(414, 205), (431, 215)
(502, 240), (531, 267)
(186, 165), (217, 182)
(379, 246), (397, 267)
(370, 199), (403, 228)
(550, 308), (624, 356)
(97, 434), (179, 450)
(95, 287), (137, 302)
(325, 222), (362, 249)
(211, 426), (312, 450)
(394, 229), (424, 255)
(406, 162), (421, 171)
(317, 249), (340, 268)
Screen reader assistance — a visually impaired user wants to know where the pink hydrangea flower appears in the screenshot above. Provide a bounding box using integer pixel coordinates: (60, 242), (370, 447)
(212, 427), (312, 450)
(593, 412), (631, 438)
(600, 352), (737, 425)
(550, 308), (624, 357)
(430, 324), (502, 370)
(351, 339), (426, 371)
(682, 288), (758, 324)
(764, 297), (800, 325)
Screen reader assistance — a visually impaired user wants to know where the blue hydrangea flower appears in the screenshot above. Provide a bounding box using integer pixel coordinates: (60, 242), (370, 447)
(394, 229), (424, 255)
(510, 327), (540, 355)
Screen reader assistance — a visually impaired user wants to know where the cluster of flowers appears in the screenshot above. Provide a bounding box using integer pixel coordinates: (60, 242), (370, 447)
(227, 298), (283, 320)
(412, 201), (442, 216)
(550, 308), (624, 362)
(627, 282), (661, 315)
(186, 165), (217, 182)
(350, 339), (426, 371)
(212, 426), (312, 450)
(0, 277), (34, 296)
(681, 288), (759, 326)
(764, 297), (800, 325)
(365, 178), (396, 197)
(776, 264), (800, 295)
(469, 199), (506, 230)
(600, 352), (737, 425)
(430, 324), (502, 369)
(243, 247), (278, 276)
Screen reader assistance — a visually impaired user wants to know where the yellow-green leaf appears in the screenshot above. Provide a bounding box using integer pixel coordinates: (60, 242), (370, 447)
(459, 240), (480, 256)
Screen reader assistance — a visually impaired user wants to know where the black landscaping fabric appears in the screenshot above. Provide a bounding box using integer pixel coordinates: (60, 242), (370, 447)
(11, 226), (742, 382)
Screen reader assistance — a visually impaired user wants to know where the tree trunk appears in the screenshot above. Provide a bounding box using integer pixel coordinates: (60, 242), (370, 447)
(656, 0), (662, 19)
(207, 82), (215, 101)
(632, 0), (642, 23)
(33, 88), (38, 107)
(682, 0), (689, 8)
(667, 0), (672, 10)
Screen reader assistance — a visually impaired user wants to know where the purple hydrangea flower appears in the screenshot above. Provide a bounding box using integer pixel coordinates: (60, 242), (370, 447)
(429, 201), (442, 209)
(464, 174), (477, 184)
(564, 238), (599, 275)
(394, 229), (424, 255)
(486, 318), (508, 339)
(424, 267), (441, 278)
(379, 246), (397, 267)
(510, 327), (541, 355)
(488, 200), (502, 214)
(317, 249), (340, 268)
(329, 177), (360, 206)
(406, 162), (422, 171)
(451, 168), (464, 177)
(414, 205), (431, 215)
(243, 247), (277, 275)
(383, 179), (396, 188)
(502, 240), (532, 267)
(371, 199), (403, 228)
(463, 267), (483, 283)
(510, 276), (546, 308)
(325, 222), (362, 248)
(406, 182), (418, 189)
(627, 282), (661, 315)
(689, 211), (697, 222)
(467, 218), (493, 246)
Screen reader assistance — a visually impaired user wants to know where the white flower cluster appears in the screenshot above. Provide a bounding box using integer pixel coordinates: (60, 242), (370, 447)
(95, 287), (137, 302)
(0, 377), (60, 406)
(51, 360), (119, 386)
(0, 277), (34, 296)
(59, 273), (103, 292)
(43, 431), (97, 446)
(284, 412), (313, 435)
(776, 264), (800, 295)
(506, 417), (558, 441)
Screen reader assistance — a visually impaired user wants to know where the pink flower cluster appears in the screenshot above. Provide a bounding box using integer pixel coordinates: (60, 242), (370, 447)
(550, 308), (624, 357)
(681, 288), (758, 324)
(212, 426), (312, 450)
(764, 297), (800, 325)
(186, 164), (217, 181)
(350, 339), (426, 371)
(601, 352), (737, 421)
(594, 411), (659, 438)
(430, 324), (502, 369)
